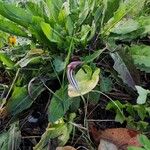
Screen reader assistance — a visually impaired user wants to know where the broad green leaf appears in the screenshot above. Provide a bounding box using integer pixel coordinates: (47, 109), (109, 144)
(129, 45), (150, 73)
(0, 2), (32, 28)
(138, 16), (150, 35)
(111, 18), (139, 34)
(0, 31), (7, 48)
(82, 49), (104, 63)
(134, 105), (147, 120)
(66, 16), (74, 35)
(106, 100), (126, 123)
(78, 0), (90, 25)
(40, 22), (62, 43)
(106, 100), (125, 110)
(26, 1), (49, 23)
(68, 65), (100, 97)
(135, 86), (150, 104)
(126, 103), (135, 117)
(6, 86), (33, 116)
(6, 84), (43, 116)
(48, 87), (72, 123)
(109, 16), (150, 40)
(138, 134), (150, 149)
(45, 0), (63, 24)
(58, 1), (70, 24)
(69, 97), (81, 112)
(0, 52), (15, 69)
(29, 16), (52, 46)
(0, 19), (28, 37)
(128, 147), (145, 150)
(101, 0), (145, 36)
(115, 109), (125, 123)
(101, 0), (121, 25)
(100, 77), (112, 93)
(0, 121), (21, 150)
(53, 56), (65, 72)
(58, 9), (67, 24)
(79, 25), (91, 43)
(34, 113), (76, 149)
(88, 86), (101, 104)
(87, 21), (96, 41)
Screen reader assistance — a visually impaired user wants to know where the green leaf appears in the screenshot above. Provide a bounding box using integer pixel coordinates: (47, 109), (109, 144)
(82, 49), (104, 63)
(127, 147), (145, 150)
(138, 134), (150, 149)
(58, 1), (70, 24)
(129, 45), (150, 73)
(101, 0), (145, 36)
(0, 31), (7, 48)
(48, 87), (72, 123)
(26, 1), (49, 22)
(6, 84), (43, 116)
(45, 0), (63, 24)
(29, 16), (51, 46)
(106, 100), (126, 123)
(115, 109), (125, 123)
(40, 22), (62, 43)
(0, 2), (32, 28)
(0, 52), (15, 69)
(134, 105), (147, 120)
(69, 97), (81, 112)
(100, 76), (113, 93)
(68, 65), (100, 97)
(111, 18), (139, 34)
(135, 86), (150, 104)
(101, 0), (121, 25)
(0, 19), (28, 37)
(34, 113), (76, 149)
(106, 100), (125, 110)
(79, 24), (91, 43)
(138, 16), (150, 35)
(136, 121), (149, 131)
(87, 86), (101, 104)
(53, 56), (65, 72)
(0, 121), (21, 150)
(126, 103), (135, 117)
(66, 16), (74, 35)
(78, 0), (90, 25)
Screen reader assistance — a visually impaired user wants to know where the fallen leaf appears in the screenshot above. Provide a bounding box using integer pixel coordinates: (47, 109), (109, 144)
(89, 123), (141, 150)
(56, 146), (77, 150)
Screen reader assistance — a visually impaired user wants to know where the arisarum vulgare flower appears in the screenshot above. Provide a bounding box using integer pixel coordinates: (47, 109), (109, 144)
(67, 61), (83, 91)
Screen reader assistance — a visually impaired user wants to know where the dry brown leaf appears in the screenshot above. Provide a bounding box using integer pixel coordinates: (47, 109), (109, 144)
(89, 123), (141, 150)
(56, 146), (77, 150)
